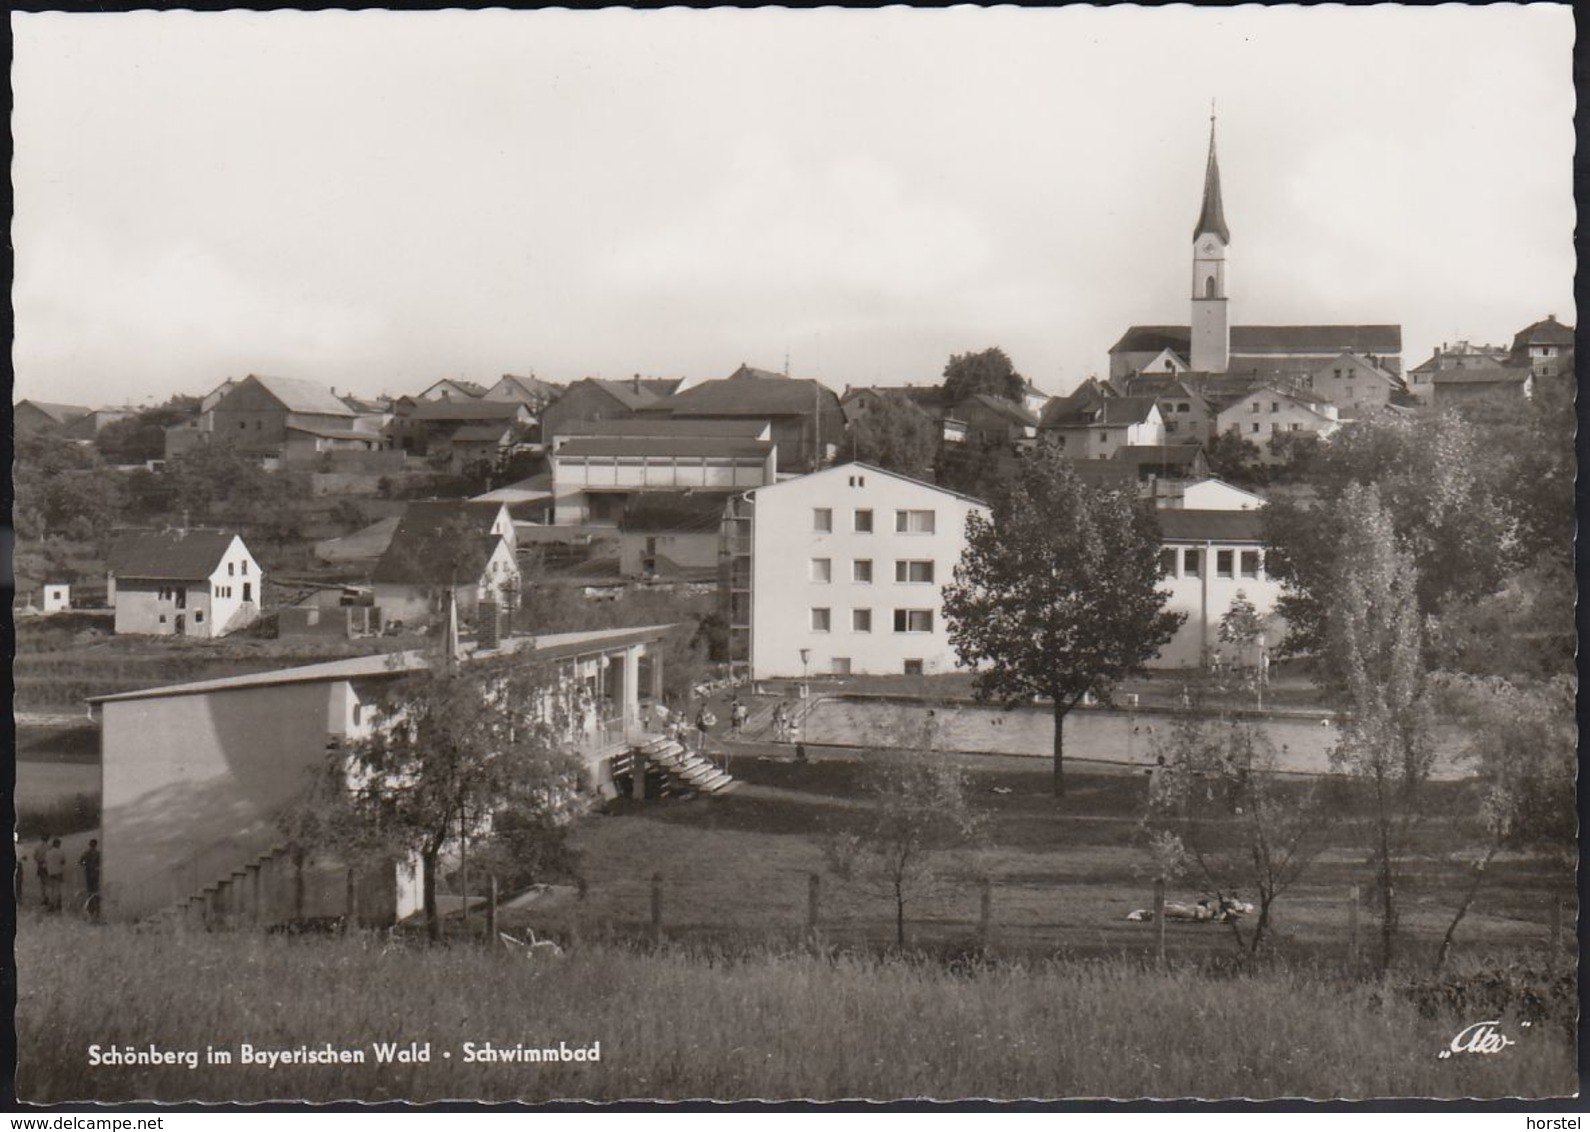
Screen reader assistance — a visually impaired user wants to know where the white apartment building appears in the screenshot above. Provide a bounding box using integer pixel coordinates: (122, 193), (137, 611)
(733, 463), (988, 678)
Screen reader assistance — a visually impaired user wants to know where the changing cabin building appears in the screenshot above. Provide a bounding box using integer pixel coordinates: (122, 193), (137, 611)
(90, 624), (673, 926)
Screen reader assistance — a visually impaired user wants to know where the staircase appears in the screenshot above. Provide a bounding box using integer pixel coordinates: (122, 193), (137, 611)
(630, 735), (739, 797)
(142, 842), (297, 930)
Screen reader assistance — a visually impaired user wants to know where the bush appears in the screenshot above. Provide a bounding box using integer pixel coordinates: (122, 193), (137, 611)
(1395, 960), (1576, 1042)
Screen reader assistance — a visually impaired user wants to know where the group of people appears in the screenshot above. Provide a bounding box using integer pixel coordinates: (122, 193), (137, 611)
(644, 694), (806, 759)
(14, 832), (99, 918)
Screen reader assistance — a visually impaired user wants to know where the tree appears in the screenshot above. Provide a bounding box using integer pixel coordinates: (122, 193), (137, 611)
(942, 446), (1184, 798)
(1427, 673), (1575, 970)
(1217, 589), (1264, 668)
(942, 347), (1025, 404)
(1266, 409), (1516, 657)
(1319, 484), (1434, 974)
(95, 396), (200, 464)
(824, 745), (983, 947)
(1145, 687), (1328, 955)
(1204, 430), (1267, 488)
(297, 652), (586, 941)
(842, 393), (939, 479)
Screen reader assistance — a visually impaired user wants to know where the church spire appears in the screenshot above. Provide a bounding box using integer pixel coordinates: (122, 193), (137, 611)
(1193, 105), (1230, 245)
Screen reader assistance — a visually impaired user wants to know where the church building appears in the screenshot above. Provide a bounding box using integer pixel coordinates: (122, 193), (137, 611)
(1109, 116), (1403, 386)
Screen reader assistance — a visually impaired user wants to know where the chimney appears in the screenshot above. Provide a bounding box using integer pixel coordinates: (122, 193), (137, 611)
(478, 599), (501, 651)
(632, 374), (642, 394)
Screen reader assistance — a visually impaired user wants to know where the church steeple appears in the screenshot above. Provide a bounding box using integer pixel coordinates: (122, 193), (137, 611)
(1193, 107), (1230, 244)
(1190, 103), (1230, 373)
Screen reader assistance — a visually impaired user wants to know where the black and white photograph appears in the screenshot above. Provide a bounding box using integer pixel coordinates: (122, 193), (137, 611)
(9, 4), (1578, 1105)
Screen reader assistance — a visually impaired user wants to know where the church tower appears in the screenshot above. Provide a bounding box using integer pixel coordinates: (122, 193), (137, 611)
(1190, 110), (1230, 373)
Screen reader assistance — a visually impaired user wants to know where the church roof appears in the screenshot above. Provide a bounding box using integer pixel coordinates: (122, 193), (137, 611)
(1193, 117), (1231, 244)
(1111, 324), (1402, 358)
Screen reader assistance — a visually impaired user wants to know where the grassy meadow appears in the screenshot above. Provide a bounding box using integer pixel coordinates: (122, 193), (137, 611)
(14, 916), (1576, 1103)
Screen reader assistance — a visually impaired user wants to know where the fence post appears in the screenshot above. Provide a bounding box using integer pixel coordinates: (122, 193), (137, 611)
(807, 874), (820, 936)
(650, 872), (663, 944)
(978, 878), (993, 947)
(1153, 877), (1166, 967)
(1347, 884), (1360, 973)
(487, 876), (499, 947)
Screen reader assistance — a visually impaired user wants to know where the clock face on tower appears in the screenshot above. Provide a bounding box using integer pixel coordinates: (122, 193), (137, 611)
(1202, 241), (1217, 254)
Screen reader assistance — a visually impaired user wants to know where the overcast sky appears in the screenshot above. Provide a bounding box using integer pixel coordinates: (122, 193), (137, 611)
(12, 5), (1575, 407)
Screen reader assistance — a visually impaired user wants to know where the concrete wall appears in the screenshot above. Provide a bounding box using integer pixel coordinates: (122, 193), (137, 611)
(113, 580), (214, 637)
(750, 465), (987, 678)
(101, 680), (353, 920)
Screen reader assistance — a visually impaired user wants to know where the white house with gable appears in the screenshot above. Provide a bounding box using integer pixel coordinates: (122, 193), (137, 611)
(1153, 509), (1285, 668)
(728, 462), (988, 678)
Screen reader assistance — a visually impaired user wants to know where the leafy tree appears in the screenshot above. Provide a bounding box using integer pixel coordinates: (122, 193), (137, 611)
(1204, 429), (1267, 488)
(294, 652), (585, 941)
(95, 396), (200, 464)
(942, 347), (1025, 404)
(842, 392), (939, 480)
(824, 746), (983, 947)
(934, 441), (1020, 501)
(1216, 589), (1265, 668)
(1267, 409), (1514, 658)
(942, 447), (1183, 798)
(1428, 673), (1575, 970)
(13, 432), (124, 540)
(1145, 688), (1328, 955)
(1319, 484), (1434, 974)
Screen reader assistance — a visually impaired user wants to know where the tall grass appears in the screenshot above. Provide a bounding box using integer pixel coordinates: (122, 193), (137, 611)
(16, 918), (1574, 1103)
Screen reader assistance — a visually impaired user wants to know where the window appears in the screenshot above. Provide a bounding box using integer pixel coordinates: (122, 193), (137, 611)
(847, 473), (867, 487)
(853, 559), (874, 583)
(893, 609), (934, 633)
(809, 558), (832, 583)
(1251, 402), (1260, 413)
(852, 608), (872, 632)
(903, 659), (924, 676)
(194, 610), (205, 624)
(895, 560), (935, 584)
(854, 509), (873, 533)
(811, 608), (831, 632)
(1240, 550), (1260, 579)
(831, 657), (852, 676)
(1166, 421), (1178, 434)
(1159, 548), (1178, 577)
(242, 562), (249, 575)
(1290, 423), (1300, 431)
(239, 422), (246, 430)
(1271, 422), (1280, 434)
(1178, 402), (1191, 413)
(158, 614), (167, 624)
(1250, 423), (1260, 434)
(1183, 549), (1201, 578)
(1333, 368), (1342, 381)
(1099, 431), (1109, 443)
(1346, 386), (1354, 401)
(228, 562), (235, 576)
(895, 510), (935, 534)
(1270, 402), (1279, 413)
(813, 508), (833, 533)
(352, 704), (364, 727)
(1217, 550), (1234, 578)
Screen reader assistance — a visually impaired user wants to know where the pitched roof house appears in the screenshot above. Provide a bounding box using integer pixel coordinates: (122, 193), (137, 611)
(15, 400), (93, 434)
(208, 375), (362, 456)
(106, 529), (263, 638)
(484, 373), (563, 412)
(1509, 314), (1575, 377)
(641, 363), (845, 473)
(538, 377), (667, 446)
(1039, 390), (1165, 459)
(370, 501), (519, 624)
